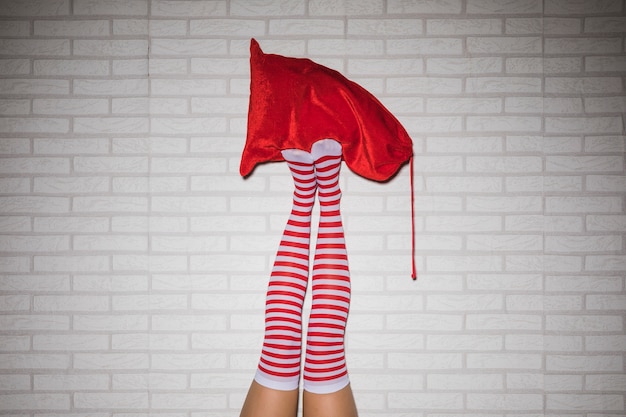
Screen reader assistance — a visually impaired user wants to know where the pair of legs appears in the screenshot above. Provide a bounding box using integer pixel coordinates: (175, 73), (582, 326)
(240, 139), (358, 417)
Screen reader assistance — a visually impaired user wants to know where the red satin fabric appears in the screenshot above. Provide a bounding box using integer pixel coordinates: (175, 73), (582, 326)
(240, 39), (413, 182)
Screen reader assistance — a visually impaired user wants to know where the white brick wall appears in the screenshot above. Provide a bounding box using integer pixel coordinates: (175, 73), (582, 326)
(0, 0), (624, 415)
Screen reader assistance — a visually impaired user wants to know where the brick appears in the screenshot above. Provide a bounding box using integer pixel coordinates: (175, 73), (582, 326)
(74, 353), (148, 370)
(467, 0), (541, 14)
(428, 57), (502, 74)
(152, 273), (226, 291)
(467, 394), (543, 410)
(388, 392), (463, 410)
(0, 0), (69, 16)
(427, 334), (502, 351)
(349, 58), (423, 76)
(0, 59), (30, 75)
(467, 273), (542, 291)
(113, 333), (188, 350)
(0, 257), (33, 273)
(428, 97), (501, 113)
(0, 394), (69, 411)
(0, 117), (69, 134)
(151, 314), (227, 331)
(0, 196), (69, 213)
(73, 79), (148, 96)
(149, 58), (187, 74)
(0, 215), (30, 231)
(309, 39), (384, 56)
(74, 0), (148, 16)
(389, 352), (462, 370)
(73, 392), (149, 409)
(388, 0), (462, 14)
(426, 18), (501, 35)
(0, 295), (30, 311)
(0, 373), (30, 389)
(586, 255), (626, 272)
(468, 195), (542, 213)
(34, 374), (108, 390)
(546, 235), (622, 253)
(113, 19), (149, 35)
(585, 173), (625, 191)
(74, 235), (148, 252)
(73, 117), (149, 134)
(468, 234), (543, 251)
(0, 235), (69, 252)
(544, 0), (623, 15)
(586, 374), (626, 390)
(33, 334), (109, 350)
(467, 116), (542, 132)
(0, 21), (28, 37)
(151, 393), (228, 410)
(74, 156), (149, 173)
(113, 254), (187, 272)
(33, 98), (108, 115)
(545, 275), (622, 293)
(547, 393), (624, 411)
(545, 37), (622, 54)
(0, 39), (70, 56)
(546, 76), (622, 94)
(587, 215), (626, 231)
(151, 78), (226, 95)
(0, 275), (70, 292)
(269, 18), (344, 35)
(152, 353), (228, 370)
(231, 0), (304, 16)
(585, 96), (626, 114)
(509, 373), (545, 390)
(545, 19), (584, 36)
(34, 216), (108, 233)
(468, 37), (541, 54)
(150, 39), (226, 56)
(34, 255), (109, 272)
(34, 19), (109, 36)
(73, 315), (148, 331)
(586, 55), (626, 72)
(388, 38), (463, 55)
(546, 315), (623, 332)
(74, 40), (148, 56)
(0, 138), (30, 154)
(310, 0), (383, 15)
(506, 18), (543, 35)
(386, 313), (463, 331)
(152, 0), (226, 16)
(546, 196), (622, 213)
(468, 77), (542, 93)
(34, 59), (109, 76)
(586, 294), (626, 311)
(0, 99), (29, 115)
(585, 16), (626, 33)
(73, 274), (148, 292)
(0, 353), (69, 369)
(349, 18), (422, 35)
(112, 59), (148, 76)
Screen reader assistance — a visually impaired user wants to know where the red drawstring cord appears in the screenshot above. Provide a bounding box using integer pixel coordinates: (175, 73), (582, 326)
(410, 156), (417, 280)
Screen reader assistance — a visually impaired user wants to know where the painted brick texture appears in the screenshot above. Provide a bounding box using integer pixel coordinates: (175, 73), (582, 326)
(0, 0), (625, 416)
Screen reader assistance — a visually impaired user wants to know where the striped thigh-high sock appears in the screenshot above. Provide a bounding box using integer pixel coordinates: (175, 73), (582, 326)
(254, 149), (316, 391)
(303, 139), (351, 394)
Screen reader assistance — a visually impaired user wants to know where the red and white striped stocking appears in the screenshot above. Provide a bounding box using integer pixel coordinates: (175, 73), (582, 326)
(255, 149), (316, 391)
(303, 139), (351, 394)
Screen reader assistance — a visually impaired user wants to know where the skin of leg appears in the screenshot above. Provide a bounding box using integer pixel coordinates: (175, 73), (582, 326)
(239, 380), (299, 417)
(303, 383), (358, 417)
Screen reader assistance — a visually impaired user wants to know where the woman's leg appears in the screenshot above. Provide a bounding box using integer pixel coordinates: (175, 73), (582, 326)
(303, 139), (358, 416)
(240, 149), (316, 417)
